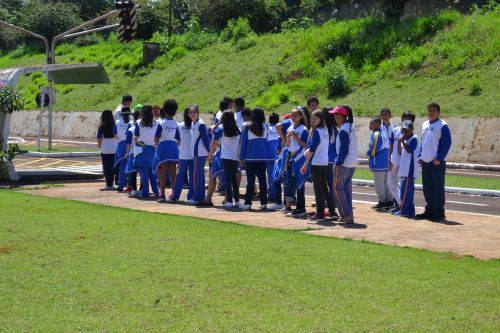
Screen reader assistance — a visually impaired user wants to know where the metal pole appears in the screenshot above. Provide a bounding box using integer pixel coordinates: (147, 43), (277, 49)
(0, 21), (50, 64)
(62, 24), (120, 40)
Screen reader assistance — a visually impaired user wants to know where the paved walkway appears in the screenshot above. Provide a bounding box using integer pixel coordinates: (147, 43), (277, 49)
(23, 181), (500, 260)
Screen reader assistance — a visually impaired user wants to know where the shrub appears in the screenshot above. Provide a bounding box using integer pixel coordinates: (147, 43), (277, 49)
(468, 78), (483, 96)
(221, 17), (255, 42)
(281, 17), (314, 33)
(323, 58), (353, 97)
(254, 84), (297, 110)
(177, 17), (219, 51)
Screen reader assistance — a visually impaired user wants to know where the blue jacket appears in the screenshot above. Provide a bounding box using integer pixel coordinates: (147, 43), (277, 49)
(239, 125), (270, 161)
(366, 129), (389, 171)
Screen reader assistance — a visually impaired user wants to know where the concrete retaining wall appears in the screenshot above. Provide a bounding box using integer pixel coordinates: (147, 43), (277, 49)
(9, 110), (500, 163)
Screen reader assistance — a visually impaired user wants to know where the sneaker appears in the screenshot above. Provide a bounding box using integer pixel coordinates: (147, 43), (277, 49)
(117, 188), (124, 193)
(308, 213), (325, 221)
(124, 186), (132, 193)
(100, 185), (115, 191)
(382, 201), (395, 210)
(186, 199), (198, 205)
(167, 198), (178, 204)
(197, 201), (214, 207)
(415, 211), (432, 220)
(372, 202), (385, 210)
(129, 190), (139, 197)
(390, 206), (400, 213)
(391, 210), (401, 216)
(339, 215), (354, 224)
(223, 202), (234, 209)
(259, 204), (267, 210)
(234, 201), (242, 208)
(158, 196), (166, 203)
(281, 207), (292, 214)
(287, 210), (307, 218)
(269, 203), (284, 210)
(240, 204), (251, 211)
(325, 210), (339, 221)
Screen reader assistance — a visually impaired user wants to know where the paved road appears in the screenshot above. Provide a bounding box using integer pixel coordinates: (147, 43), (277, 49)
(13, 154), (500, 217)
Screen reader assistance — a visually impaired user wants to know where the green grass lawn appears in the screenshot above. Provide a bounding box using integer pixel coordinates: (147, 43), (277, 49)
(18, 144), (98, 153)
(353, 168), (500, 191)
(0, 190), (498, 332)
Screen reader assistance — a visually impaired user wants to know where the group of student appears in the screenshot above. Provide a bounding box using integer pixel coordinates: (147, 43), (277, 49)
(97, 94), (452, 223)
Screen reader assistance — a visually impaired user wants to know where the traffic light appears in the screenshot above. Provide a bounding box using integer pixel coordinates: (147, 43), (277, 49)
(115, 1), (137, 43)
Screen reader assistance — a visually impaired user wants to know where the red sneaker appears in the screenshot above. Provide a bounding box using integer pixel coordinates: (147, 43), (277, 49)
(124, 186), (132, 193)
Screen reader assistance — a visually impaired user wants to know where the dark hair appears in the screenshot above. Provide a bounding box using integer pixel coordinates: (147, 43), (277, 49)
(428, 102), (441, 112)
(122, 95), (133, 103)
(162, 99), (178, 118)
(371, 117), (381, 126)
(132, 109), (141, 124)
(181, 107), (191, 129)
(241, 107), (252, 120)
(322, 106), (336, 136)
(343, 105), (354, 124)
(121, 107), (131, 123)
(141, 105), (154, 127)
(234, 96), (245, 109)
(221, 111), (240, 137)
(248, 108), (265, 136)
(307, 96), (319, 107)
(300, 106), (311, 128)
(311, 110), (325, 128)
(380, 107), (391, 115)
(401, 111), (416, 123)
(269, 112), (279, 125)
(220, 100), (230, 111)
(223, 96), (234, 103)
(99, 110), (115, 138)
(291, 107), (305, 126)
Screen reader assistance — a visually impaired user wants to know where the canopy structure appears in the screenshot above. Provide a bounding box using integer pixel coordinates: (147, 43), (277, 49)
(0, 62), (110, 86)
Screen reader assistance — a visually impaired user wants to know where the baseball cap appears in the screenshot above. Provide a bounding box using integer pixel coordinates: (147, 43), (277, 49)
(329, 106), (348, 116)
(284, 113), (292, 119)
(133, 103), (144, 111)
(401, 120), (414, 130)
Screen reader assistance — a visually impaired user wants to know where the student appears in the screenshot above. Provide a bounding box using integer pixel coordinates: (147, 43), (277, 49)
(113, 106), (133, 192)
(233, 96), (245, 130)
(330, 105), (357, 224)
(266, 113), (280, 202)
(189, 104), (210, 204)
(114, 94), (133, 120)
(269, 113), (293, 210)
(301, 110), (335, 220)
(154, 100), (180, 202)
(283, 107), (309, 217)
(388, 111), (417, 213)
(367, 117), (392, 210)
(171, 108), (194, 202)
(134, 105), (160, 199)
(307, 96), (320, 113)
(97, 110), (118, 190)
(125, 108), (141, 196)
(209, 110), (242, 208)
(239, 108), (270, 210)
(380, 108), (395, 208)
(416, 102), (452, 222)
(324, 107), (339, 219)
(393, 120), (420, 217)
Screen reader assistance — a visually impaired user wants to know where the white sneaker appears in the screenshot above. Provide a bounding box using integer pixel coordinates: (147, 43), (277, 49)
(269, 203), (284, 210)
(223, 202), (234, 209)
(129, 190), (139, 197)
(186, 199), (198, 205)
(259, 204), (267, 210)
(240, 204), (251, 211)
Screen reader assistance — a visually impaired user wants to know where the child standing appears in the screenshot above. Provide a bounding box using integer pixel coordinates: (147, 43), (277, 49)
(416, 102), (452, 222)
(324, 107), (339, 219)
(283, 107), (309, 217)
(209, 110), (241, 208)
(189, 104), (210, 204)
(125, 108), (140, 196)
(301, 110), (335, 220)
(266, 113), (280, 202)
(171, 108), (194, 202)
(133, 105), (160, 199)
(97, 110), (118, 190)
(380, 108), (395, 209)
(239, 108), (269, 210)
(367, 117), (392, 210)
(113, 107), (133, 192)
(154, 100), (180, 202)
(394, 120), (420, 217)
(330, 106), (357, 224)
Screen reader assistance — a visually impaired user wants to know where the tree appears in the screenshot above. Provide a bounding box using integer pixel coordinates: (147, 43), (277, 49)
(381, 0), (409, 19)
(21, 1), (82, 41)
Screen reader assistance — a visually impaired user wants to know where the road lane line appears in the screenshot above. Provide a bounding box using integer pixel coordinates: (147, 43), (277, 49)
(40, 160), (66, 168)
(447, 200), (487, 207)
(16, 158), (48, 166)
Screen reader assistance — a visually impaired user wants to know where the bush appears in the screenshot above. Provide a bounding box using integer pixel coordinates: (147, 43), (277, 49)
(323, 58), (353, 97)
(281, 17), (314, 33)
(177, 17), (219, 51)
(8, 44), (41, 59)
(221, 17), (255, 42)
(254, 84), (298, 110)
(468, 78), (483, 96)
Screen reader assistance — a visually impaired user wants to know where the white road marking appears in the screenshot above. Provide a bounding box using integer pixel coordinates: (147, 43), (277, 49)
(447, 200), (487, 207)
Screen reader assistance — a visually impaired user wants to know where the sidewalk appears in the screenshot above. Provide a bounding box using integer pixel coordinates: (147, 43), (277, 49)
(22, 181), (500, 260)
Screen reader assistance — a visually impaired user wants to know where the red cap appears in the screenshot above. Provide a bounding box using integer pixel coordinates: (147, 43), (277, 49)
(329, 106), (348, 116)
(284, 113), (292, 119)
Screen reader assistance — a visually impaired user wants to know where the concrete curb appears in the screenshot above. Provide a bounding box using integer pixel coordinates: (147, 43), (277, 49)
(352, 179), (500, 198)
(357, 158), (500, 172)
(25, 151), (101, 158)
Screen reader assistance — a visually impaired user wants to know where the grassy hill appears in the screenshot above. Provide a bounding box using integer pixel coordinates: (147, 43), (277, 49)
(0, 6), (498, 117)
